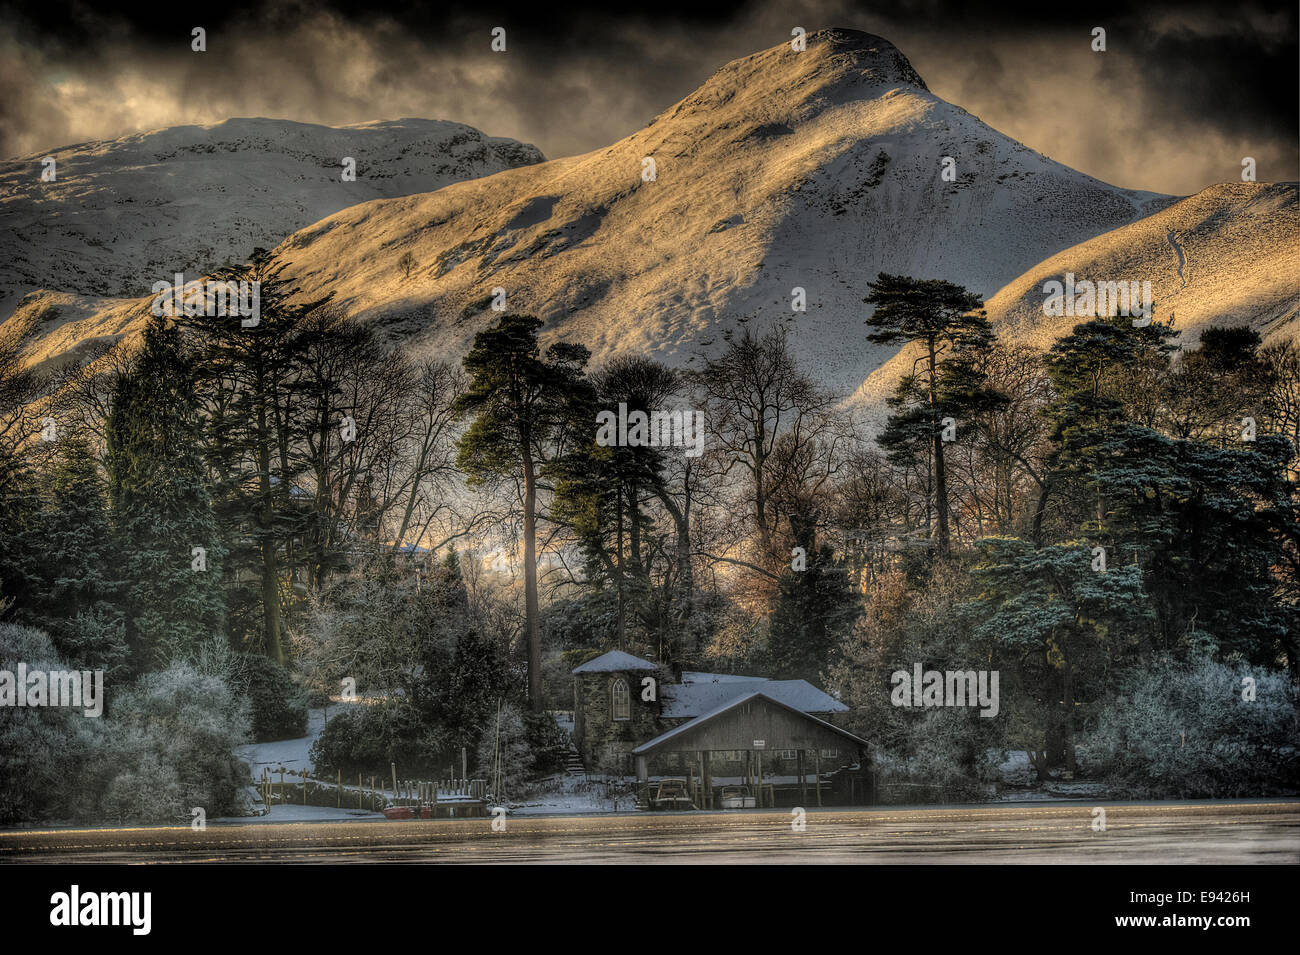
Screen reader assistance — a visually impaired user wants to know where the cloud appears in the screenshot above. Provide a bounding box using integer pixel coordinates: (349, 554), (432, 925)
(1, 0), (1294, 194)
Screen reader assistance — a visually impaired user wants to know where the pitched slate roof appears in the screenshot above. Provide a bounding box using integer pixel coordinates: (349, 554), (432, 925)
(571, 650), (660, 674)
(660, 674), (846, 718)
(680, 671), (755, 684)
(631, 691), (867, 756)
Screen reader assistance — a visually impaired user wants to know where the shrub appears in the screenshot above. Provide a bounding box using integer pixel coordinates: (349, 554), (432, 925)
(1089, 658), (1300, 798)
(0, 623), (108, 824)
(523, 710), (572, 778)
(873, 706), (1001, 803)
(96, 662), (251, 823)
(241, 655), (309, 742)
(48, 607), (128, 678)
(309, 701), (445, 779)
(0, 626), (254, 824)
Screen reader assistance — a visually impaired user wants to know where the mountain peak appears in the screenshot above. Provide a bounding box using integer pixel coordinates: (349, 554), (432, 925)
(658, 27), (927, 128)
(808, 27), (929, 91)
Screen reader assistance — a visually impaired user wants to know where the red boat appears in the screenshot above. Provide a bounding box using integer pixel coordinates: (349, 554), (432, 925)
(382, 805), (433, 819)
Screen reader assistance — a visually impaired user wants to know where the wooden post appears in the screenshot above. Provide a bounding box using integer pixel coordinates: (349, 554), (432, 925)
(337, 769), (342, 808)
(755, 751), (763, 807)
(815, 751), (822, 807)
(798, 750), (806, 805)
(635, 754), (649, 807)
(391, 763), (398, 802)
(702, 751), (712, 809)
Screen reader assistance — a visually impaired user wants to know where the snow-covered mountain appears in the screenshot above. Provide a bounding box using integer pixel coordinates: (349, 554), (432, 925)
(855, 181), (1300, 412)
(0, 117), (544, 322)
(255, 28), (1174, 396)
(983, 181), (1300, 346)
(9, 29), (1295, 404)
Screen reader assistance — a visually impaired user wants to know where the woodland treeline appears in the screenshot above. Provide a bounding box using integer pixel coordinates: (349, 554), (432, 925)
(1, 258), (1297, 819)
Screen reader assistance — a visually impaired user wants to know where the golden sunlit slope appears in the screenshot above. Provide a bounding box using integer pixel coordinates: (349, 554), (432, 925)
(853, 182), (1299, 420)
(262, 28), (1168, 397)
(984, 181), (1299, 346)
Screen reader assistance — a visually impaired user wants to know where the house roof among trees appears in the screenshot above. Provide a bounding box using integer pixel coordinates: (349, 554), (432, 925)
(571, 650), (659, 674)
(661, 676), (846, 718)
(632, 691), (868, 756)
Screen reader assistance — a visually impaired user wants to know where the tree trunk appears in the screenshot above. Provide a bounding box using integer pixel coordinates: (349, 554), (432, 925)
(1031, 474), (1052, 548)
(521, 445), (542, 712)
(649, 477), (694, 622)
(1063, 642), (1077, 776)
(615, 485), (625, 651)
(257, 399), (284, 665)
(928, 339), (950, 555)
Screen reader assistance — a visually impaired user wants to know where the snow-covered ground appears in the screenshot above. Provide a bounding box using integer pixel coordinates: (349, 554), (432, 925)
(236, 705), (331, 781)
(510, 775), (635, 815)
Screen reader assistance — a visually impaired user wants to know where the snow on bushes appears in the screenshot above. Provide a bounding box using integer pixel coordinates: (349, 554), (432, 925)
(1089, 658), (1299, 798)
(0, 622), (252, 824)
(0, 624), (107, 823)
(309, 701), (446, 779)
(101, 662), (252, 822)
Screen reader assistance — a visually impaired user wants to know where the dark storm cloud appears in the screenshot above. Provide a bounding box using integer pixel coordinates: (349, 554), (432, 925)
(1, 0), (1294, 194)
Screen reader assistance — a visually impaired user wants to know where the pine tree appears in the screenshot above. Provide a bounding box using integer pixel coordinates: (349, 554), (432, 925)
(865, 274), (993, 555)
(764, 540), (859, 682)
(105, 315), (225, 670)
(26, 438), (125, 669)
(454, 315), (592, 710)
(972, 538), (1151, 775)
(181, 250), (329, 663)
(1089, 425), (1298, 665)
(1037, 316), (1179, 541)
(552, 356), (680, 654)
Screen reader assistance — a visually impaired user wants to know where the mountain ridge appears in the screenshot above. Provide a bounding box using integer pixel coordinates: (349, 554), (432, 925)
(250, 28), (1177, 397)
(0, 116), (545, 321)
(9, 29), (1293, 411)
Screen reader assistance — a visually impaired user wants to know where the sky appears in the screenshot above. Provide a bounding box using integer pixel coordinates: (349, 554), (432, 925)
(1, 0), (1296, 196)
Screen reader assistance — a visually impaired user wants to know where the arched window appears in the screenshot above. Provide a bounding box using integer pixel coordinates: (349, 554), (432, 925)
(610, 678), (630, 721)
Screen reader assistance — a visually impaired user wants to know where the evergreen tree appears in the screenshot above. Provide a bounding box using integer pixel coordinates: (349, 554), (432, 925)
(865, 274), (993, 555)
(552, 356), (679, 654)
(454, 315), (592, 710)
(182, 250), (329, 663)
(26, 438), (126, 670)
(971, 538), (1152, 775)
(105, 315), (225, 670)
(1089, 426), (1298, 665)
(1037, 316), (1179, 541)
(764, 540), (859, 682)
